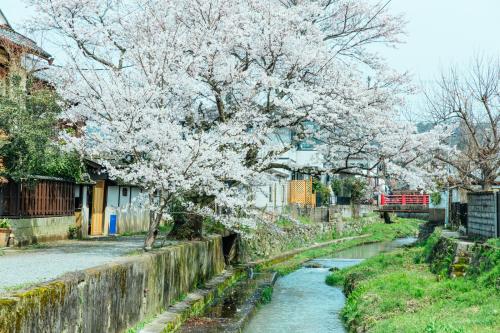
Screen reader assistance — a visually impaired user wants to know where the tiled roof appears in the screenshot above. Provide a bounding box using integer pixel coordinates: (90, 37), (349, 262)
(0, 25), (52, 60)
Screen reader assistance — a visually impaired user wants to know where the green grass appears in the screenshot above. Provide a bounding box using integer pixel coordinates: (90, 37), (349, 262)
(119, 231), (147, 237)
(260, 285), (273, 304)
(297, 215), (313, 225)
(486, 238), (500, 248)
(326, 239), (500, 333)
(119, 224), (172, 237)
(126, 314), (157, 333)
(260, 217), (422, 276)
(123, 249), (144, 256)
(359, 217), (422, 242)
(275, 215), (315, 229)
(276, 217), (294, 229)
(158, 224), (172, 234)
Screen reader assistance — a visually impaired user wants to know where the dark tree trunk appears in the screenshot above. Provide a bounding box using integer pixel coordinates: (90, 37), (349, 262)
(383, 211), (392, 224)
(168, 212), (203, 240)
(222, 233), (239, 265)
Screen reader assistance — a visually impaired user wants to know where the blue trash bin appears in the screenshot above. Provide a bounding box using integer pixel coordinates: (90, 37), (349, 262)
(109, 214), (117, 235)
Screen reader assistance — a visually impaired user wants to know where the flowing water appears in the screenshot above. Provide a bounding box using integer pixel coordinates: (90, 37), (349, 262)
(243, 237), (416, 333)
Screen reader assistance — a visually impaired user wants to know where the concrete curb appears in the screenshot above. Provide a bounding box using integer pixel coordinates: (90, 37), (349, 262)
(139, 268), (245, 333)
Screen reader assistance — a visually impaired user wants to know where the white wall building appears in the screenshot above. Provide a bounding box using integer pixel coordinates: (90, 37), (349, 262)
(253, 169), (290, 213)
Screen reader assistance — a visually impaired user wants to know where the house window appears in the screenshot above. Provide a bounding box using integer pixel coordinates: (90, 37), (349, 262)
(122, 187), (128, 197)
(268, 186), (273, 203)
(74, 185), (83, 210)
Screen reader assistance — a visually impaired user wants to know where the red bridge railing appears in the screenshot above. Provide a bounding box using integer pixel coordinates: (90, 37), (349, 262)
(380, 194), (429, 206)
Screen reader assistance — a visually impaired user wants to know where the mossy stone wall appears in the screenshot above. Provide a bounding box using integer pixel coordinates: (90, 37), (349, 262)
(239, 222), (336, 261)
(239, 213), (380, 262)
(0, 236), (224, 333)
(427, 235), (457, 276)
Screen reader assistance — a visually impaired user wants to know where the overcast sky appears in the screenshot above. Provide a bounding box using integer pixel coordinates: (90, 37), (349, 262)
(375, 0), (500, 81)
(2, 0), (499, 114)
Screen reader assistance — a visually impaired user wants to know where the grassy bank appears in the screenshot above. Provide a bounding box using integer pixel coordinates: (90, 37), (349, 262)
(258, 217), (423, 276)
(326, 233), (500, 333)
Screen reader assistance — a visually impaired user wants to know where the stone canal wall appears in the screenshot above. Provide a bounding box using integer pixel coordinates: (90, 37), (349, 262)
(0, 236), (224, 333)
(426, 230), (499, 279)
(239, 222), (336, 262)
(239, 213), (380, 262)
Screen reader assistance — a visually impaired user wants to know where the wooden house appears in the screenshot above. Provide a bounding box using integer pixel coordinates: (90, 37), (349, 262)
(0, 9), (52, 93)
(76, 160), (149, 238)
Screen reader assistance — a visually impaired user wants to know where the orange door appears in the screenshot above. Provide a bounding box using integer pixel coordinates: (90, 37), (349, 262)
(90, 180), (105, 235)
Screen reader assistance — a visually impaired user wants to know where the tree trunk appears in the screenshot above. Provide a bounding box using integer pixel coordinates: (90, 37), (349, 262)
(383, 211), (392, 224)
(144, 193), (165, 251)
(144, 209), (161, 251)
(351, 203), (360, 219)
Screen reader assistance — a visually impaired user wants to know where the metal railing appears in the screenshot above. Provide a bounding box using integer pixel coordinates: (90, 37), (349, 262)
(380, 194), (429, 206)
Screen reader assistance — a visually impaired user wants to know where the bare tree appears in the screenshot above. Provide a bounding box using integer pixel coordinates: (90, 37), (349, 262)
(427, 56), (500, 190)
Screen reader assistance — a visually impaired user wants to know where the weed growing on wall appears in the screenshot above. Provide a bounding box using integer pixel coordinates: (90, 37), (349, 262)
(260, 286), (273, 305)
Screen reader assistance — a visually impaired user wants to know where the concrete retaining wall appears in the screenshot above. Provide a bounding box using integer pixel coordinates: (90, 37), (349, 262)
(7, 216), (75, 246)
(289, 206), (329, 222)
(289, 204), (376, 223)
(467, 192), (499, 238)
(396, 212), (429, 220)
(329, 204), (375, 220)
(0, 236), (225, 333)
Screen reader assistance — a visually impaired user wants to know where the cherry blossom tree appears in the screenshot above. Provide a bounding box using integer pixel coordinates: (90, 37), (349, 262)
(426, 56), (500, 190)
(28, 0), (442, 248)
(311, 65), (451, 190)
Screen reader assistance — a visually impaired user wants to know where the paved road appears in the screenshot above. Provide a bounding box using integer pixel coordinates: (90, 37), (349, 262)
(0, 237), (148, 293)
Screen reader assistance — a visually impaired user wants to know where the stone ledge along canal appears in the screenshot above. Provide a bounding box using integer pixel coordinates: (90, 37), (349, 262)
(179, 237), (415, 332)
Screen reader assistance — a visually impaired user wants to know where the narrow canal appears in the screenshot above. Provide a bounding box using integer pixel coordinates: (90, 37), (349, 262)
(243, 237), (416, 333)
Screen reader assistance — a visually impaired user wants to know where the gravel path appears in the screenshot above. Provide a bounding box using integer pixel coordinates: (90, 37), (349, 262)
(0, 237), (148, 293)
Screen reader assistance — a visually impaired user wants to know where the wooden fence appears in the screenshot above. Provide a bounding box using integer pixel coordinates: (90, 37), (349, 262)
(0, 179), (75, 217)
(288, 179), (316, 207)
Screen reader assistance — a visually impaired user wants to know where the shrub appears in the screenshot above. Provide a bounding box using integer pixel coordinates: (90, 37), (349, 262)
(312, 179), (331, 206)
(428, 237), (456, 277)
(332, 177), (368, 203)
(0, 219), (11, 229)
(430, 192), (442, 206)
(417, 228), (442, 263)
(68, 225), (80, 239)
